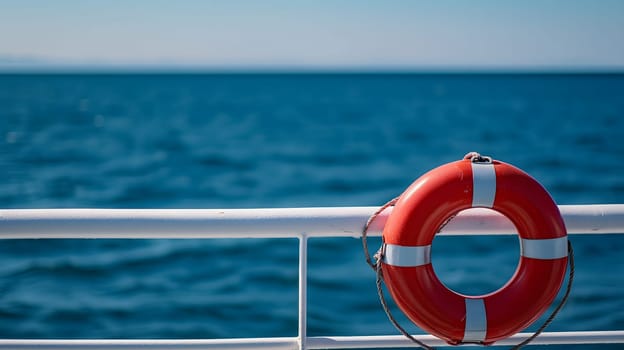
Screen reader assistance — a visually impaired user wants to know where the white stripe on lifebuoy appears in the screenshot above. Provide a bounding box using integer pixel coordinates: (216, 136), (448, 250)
(463, 298), (487, 342)
(521, 237), (568, 260)
(471, 162), (496, 208)
(383, 244), (431, 267)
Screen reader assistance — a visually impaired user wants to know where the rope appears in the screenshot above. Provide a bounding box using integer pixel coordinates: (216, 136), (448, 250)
(362, 196), (434, 349)
(375, 256), (435, 350)
(362, 199), (576, 350)
(362, 196), (399, 271)
(508, 241), (575, 349)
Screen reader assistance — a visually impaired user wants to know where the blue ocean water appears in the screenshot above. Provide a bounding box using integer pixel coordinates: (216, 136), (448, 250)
(0, 73), (623, 348)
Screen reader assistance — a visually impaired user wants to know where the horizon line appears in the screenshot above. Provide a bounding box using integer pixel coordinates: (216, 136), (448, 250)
(1, 64), (624, 75)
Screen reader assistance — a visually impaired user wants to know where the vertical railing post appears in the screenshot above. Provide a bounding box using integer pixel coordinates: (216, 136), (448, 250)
(298, 234), (308, 350)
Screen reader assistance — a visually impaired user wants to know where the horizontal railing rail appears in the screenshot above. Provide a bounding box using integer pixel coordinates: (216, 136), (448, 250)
(1, 204), (623, 349)
(1, 331), (624, 349)
(2, 204), (624, 238)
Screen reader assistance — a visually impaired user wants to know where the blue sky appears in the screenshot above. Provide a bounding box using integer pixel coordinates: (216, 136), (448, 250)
(1, 0), (623, 70)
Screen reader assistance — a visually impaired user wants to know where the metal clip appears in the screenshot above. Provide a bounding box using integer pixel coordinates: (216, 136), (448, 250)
(464, 152), (492, 164)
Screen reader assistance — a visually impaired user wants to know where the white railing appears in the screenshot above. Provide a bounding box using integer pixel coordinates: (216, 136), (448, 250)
(1, 204), (623, 349)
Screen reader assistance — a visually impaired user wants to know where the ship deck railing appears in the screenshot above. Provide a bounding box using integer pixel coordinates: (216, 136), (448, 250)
(1, 204), (623, 349)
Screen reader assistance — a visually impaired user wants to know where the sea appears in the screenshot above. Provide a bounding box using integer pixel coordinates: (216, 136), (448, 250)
(0, 73), (623, 349)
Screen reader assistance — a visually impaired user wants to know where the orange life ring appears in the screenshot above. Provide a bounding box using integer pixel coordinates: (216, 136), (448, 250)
(381, 154), (568, 345)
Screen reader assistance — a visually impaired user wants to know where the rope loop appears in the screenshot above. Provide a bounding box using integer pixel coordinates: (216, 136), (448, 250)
(508, 240), (575, 349)
(361, 196), (398, 271)
(363, 196), (435, 349)
(375, 250), (435, 350)
(362, 199), (575, 349)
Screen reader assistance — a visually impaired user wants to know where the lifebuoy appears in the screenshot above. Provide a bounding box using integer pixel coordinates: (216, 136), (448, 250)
(381, 154), (568, 345)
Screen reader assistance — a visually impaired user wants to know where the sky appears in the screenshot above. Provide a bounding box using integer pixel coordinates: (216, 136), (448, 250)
(1, 0), (623, 71)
